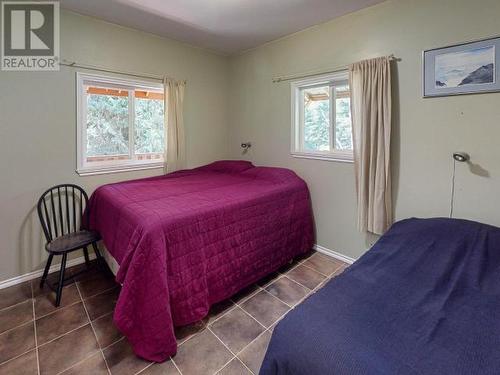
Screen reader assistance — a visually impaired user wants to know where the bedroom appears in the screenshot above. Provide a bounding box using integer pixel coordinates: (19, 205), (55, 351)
(0, 0), (499, 374)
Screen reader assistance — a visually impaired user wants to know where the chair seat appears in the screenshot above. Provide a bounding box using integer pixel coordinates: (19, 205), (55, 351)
(46, 230), (101, 253)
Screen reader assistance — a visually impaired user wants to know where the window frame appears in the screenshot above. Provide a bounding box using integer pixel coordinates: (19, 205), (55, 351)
(290, 71), (353, 163)
(76, 72), (165, 176)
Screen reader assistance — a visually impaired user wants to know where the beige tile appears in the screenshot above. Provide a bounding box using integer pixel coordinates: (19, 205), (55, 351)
(92, 313), (123, 349)
(0, 300), (33, 334)
(38, 324), (99, 375)
(36, 302), (89, 345)
(265, 276), (308, 306)
(240, 291), (289, 328)
(286, 264), (326, 290)
(174, 329), (232, 375)
(210, 307), (264, 353)
(217, 358), (251, 375)
(60, 352), (108, 375)
(103, 338), (151, 375)
(238, 330), (273, 374)
(0, 349), (38, 375)
(0, 322), (35, 363)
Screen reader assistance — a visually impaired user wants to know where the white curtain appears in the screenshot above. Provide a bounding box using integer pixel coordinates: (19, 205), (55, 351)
(349, 56), (393, 235)
(163, 78), (186, 173)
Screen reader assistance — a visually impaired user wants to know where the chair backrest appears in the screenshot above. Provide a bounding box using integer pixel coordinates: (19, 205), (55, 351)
(37, 184), (89, 242)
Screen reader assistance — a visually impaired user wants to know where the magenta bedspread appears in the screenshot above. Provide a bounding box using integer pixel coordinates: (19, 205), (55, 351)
(86, 160), (314, 361)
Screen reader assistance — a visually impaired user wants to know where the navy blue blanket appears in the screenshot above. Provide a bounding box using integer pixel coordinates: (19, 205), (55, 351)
(261, 218), (500, 375)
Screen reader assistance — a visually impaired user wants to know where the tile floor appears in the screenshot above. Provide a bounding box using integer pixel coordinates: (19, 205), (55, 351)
(0, 251), (348, 375)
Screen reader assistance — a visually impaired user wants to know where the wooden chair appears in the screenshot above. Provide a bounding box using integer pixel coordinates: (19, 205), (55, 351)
(37, 184), (104, 306)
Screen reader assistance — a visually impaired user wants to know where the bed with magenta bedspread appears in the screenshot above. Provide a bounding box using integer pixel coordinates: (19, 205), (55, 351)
(86, 161), (313, 361)
(261, 218), (500, 375)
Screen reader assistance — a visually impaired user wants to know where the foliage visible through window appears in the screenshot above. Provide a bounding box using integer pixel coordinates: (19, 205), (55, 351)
(77, 73), (165, 175)
(135, 96), (164, 154)
(292, 72), (353, 161)
(86, 92), (129, 156)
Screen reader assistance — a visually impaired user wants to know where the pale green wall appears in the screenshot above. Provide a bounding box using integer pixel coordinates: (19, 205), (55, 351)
(228, 0), (500, 259)
(2, 1), (500, 282)
(0, 11), (231, 280)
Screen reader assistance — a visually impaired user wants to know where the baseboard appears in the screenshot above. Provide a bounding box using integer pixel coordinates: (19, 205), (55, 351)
(313, 244), (356, 264)
(0, 244), (355, 290)
(0, 253), (96, 290)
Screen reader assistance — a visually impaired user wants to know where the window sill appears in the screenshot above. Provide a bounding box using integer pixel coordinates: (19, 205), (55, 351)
(76, 162), (164, 176)
(291, 151), (354, 163)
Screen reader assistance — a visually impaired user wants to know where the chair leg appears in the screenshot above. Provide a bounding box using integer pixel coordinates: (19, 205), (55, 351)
(40, 254), (54, 288)
(55, 253), (68, 307)
(83, 246), (91, 269)
(92, 242), (105, 271)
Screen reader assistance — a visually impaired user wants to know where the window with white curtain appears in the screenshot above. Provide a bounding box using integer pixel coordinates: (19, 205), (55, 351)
(76, 72), (165, 176)
(291, 71), (353, 162)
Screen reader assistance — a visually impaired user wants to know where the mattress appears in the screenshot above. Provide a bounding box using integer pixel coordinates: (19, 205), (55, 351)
(86, 160), (314, 361)
(261, 218), (500, 375)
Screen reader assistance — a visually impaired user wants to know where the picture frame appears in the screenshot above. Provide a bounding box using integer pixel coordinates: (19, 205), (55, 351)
(423, 35), (500, 97)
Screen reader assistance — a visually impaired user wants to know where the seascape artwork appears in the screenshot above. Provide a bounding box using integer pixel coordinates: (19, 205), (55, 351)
(434, 45), (495, 88)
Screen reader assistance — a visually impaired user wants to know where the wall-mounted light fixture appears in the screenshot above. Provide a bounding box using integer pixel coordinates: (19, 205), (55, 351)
(450, 151), (470, 218)
(241, 142), (252, 155)
(452, 152), (470, 162)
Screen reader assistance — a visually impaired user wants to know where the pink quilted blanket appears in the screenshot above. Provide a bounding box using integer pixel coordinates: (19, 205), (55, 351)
(87, 160), (314, 361)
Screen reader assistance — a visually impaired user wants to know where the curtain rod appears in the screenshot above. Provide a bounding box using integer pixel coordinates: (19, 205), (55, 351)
(59, 59), (187, 84)
(271, 54), (398, 83)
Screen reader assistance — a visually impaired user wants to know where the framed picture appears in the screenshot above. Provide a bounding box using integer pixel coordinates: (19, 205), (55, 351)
(423, 36), (500, 97)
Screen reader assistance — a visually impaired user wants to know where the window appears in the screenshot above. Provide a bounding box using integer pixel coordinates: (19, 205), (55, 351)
(291, 71), (353, 162)
(76, 72), (165, 175)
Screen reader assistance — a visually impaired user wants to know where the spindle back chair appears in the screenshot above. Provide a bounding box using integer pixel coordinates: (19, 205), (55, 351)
(37, 184), (103, 306)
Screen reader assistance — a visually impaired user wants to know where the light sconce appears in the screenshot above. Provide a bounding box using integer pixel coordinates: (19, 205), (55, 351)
(450, 151), (470, 218)
(452, 152), (470, 162)
(241, 142), (252, 154)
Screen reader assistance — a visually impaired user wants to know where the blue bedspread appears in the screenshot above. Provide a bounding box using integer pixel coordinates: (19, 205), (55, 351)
(261, 218), (500, 375)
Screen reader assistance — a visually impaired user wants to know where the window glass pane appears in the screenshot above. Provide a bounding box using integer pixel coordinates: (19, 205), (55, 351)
(86, 87), (129, 158)
(303, 86), (330, 152)
(334, 84), (352, 151)
(134, 90), (165, 157)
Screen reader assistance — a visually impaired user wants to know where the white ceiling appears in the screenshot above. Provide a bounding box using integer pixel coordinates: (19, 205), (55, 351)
(60, 0), (385, 55)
